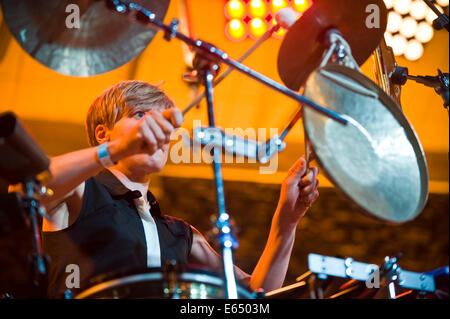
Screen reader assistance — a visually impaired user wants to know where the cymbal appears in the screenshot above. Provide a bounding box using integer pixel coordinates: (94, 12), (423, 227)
(303, 64), (429, 223)
(0, 0), (170, 76)
(278, 0), (387, 91)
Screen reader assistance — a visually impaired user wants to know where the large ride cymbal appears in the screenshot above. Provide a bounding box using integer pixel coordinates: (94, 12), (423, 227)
(278, 0), (387, 91)
(0, 0), (170, 76)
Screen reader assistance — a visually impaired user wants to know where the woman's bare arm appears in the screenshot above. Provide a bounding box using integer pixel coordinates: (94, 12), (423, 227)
(188, 157), (319, 292)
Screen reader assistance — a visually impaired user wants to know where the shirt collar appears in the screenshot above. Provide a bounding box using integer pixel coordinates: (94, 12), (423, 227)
(95, 169), (162, 217)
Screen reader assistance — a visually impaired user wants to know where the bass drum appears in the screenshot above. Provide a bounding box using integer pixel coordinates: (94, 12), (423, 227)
(74, 267), (254, 299)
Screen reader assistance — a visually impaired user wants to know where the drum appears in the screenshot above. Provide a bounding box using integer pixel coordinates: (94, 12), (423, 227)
(74, 267), (254, 299)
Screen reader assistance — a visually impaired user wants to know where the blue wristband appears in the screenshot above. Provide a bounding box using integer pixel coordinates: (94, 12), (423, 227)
(97, 143), (115, 168)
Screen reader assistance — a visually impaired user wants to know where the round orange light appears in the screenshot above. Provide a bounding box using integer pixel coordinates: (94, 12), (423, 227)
(225, 19), (247, 41)
(248, 0), (268, 18)
(270, 0), (289, 13)
(249, 17), (268, 39)
(225, 0), (246, 20)
(292, 0), (311, 13)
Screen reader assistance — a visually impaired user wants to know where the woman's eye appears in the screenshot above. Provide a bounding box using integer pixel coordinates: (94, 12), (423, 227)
(134, 112), (145, 119)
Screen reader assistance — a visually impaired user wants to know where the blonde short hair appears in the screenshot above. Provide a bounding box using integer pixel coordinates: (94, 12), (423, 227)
(86, 81), (174, 146)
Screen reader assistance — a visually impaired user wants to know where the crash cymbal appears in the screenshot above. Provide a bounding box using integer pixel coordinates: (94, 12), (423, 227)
(0, 0), (170, 76)
(278, 0), (387, 91)
(303, 64), (429, 223)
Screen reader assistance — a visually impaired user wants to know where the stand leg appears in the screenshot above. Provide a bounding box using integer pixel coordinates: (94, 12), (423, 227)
(25, 182), (46, 276)
(202, 68), (238, 299)
(25, 182), (48, 298)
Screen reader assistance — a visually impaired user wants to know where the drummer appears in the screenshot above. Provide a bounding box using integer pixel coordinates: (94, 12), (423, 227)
(39, 80), (319, 298)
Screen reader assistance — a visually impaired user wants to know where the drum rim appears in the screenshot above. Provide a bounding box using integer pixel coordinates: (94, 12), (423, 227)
(75, 271), (253, 299)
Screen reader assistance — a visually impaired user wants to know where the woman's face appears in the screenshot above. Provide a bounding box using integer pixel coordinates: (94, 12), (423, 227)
(109, 109), (170, 178)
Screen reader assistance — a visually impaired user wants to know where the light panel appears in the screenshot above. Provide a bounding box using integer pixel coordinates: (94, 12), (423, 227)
(226, 19), (248, 41)
(384, 0), (449, 61)
(249, 0), (269, 17)
(223, 0), (312, 41)
(225, 0), (247, 19)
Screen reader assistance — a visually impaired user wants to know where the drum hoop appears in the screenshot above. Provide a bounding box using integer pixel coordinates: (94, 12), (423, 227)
(75, 271), (251, 299)
(75, 272), (163, 299)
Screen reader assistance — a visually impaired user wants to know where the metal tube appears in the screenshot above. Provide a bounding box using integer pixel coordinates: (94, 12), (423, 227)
(204, 69), (238, 299)
(25, 182), (46, 275)
(423, 0), (443, 16)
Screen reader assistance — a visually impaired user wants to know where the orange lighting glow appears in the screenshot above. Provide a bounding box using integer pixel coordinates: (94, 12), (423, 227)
(249, 17), (268, 39)
(225, 19), (247, 41)
(270, 0), (289, 13)
(225, 0), (246, 20)
(292, 0), (311, 13)
(271, 18), (287, 39)
(248, 0), (268, 18)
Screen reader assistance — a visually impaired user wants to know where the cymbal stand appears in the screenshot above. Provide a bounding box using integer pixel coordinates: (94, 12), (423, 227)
(307, 273), (330, 299)
(22, 180), (49, 298)
(192, 52), (239, 298)
(379, 255), (402, 299)
(320, 29), (360, 71)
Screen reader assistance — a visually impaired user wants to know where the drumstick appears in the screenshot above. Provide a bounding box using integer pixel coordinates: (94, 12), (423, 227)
(302, 107), (314, 174)
(305, 138), (311, 171)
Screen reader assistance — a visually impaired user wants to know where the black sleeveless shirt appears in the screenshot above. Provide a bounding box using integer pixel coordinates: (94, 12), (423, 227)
(41, 170), (193, 298)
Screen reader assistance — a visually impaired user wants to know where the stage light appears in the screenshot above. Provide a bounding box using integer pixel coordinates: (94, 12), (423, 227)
(387, 11), (403, 33)
(391, 34), (408, 55)
(415, 21), (434, 43)
(409, 0), (428, 20)
(223, 0), (448, 48)
(248, 0), (268, 18)
(400, 17), (418, 38)
(404, 39), (424, 61)
(394, 0), (412, 15)
(249, 17), (268, 39)
(270, 0), (289, 13)
(225, 0), (246, 20)
(383, 0), (449, 61)
(384, 0), (394, 9)
(384, 31), (394, 47)
(292, 0), (311, 13)
(225, 19), (247, 41)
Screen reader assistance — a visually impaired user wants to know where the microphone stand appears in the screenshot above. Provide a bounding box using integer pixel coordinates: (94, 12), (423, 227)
(106, 0), (348, 299)
(392, 66), (449, 114)
(408, 70), (449, 111)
